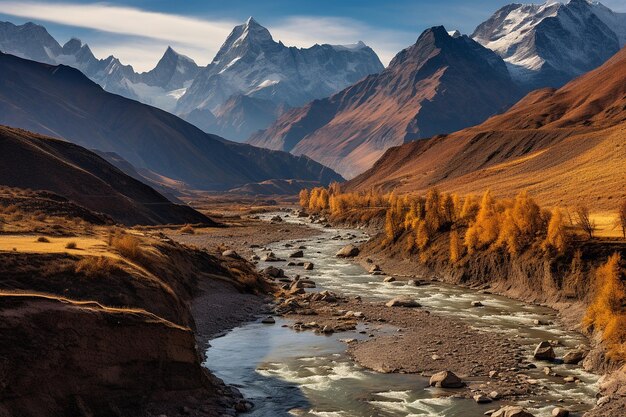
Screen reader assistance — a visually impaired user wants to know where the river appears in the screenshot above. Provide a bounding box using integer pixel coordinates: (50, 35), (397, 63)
(203, 212), (598, 417)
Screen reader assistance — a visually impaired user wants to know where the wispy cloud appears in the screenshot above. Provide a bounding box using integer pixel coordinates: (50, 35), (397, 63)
(271, 16), (414, 65)
(0, 1), (410, 70)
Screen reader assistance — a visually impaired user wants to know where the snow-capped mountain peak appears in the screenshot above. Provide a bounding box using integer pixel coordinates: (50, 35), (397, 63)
(472, 0), (623, 89)
(177, 17), (384, 119)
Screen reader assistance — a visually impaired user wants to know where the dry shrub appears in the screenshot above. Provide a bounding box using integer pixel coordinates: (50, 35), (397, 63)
(36, 236), (50, 243)
(65, 241), (77, 249)
(584, 253), (626, 360)
(180, 224), (195, 234)
(75, 256), (119, 276)
(111, 234), (142, 261)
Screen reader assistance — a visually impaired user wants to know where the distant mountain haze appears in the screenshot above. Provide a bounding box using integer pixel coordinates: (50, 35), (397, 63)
(0, 52), (343, 191)
(0, 18), (383, 142)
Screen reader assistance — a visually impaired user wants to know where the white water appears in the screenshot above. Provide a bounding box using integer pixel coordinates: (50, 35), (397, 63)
(204, 212), (598, 416)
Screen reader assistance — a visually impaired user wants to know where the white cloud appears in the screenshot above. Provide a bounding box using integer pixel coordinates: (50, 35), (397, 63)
(0, 1), (410, 70)
(270, 16), (414, 65)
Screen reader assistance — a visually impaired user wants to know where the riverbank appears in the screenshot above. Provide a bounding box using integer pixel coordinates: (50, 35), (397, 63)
(193, 210), (606, 416)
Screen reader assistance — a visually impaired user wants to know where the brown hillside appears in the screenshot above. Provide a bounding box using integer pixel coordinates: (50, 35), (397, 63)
(346, 47), (626, 210)
(0, 125), (214, 225)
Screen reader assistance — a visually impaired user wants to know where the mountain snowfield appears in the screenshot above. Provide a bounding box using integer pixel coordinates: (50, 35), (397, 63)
(0, 17), (382, 141)
(472, 0), (626, 88)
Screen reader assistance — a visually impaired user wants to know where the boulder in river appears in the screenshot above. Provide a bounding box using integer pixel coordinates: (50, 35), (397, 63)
(491, 406), (535, 417)
(551, 407), (569, 417)
(289, 250), (304, 258)
(303, 262), (314, 270)
(270, 215), (283, 222)
(336, 244), (359, 258)
(533, 341), (556, 361)
(562, 348), (586, 364)
(386, 297), (420, 308)
(471, 301), (484, 307)
(383, 276), (396, 283)
(261, 316), (275, 324)
(429, 370), (464, 388)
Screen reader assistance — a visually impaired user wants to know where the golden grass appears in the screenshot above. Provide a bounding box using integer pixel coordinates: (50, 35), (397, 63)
(591, 212), (623, 239)
(0, 236), (115, 256)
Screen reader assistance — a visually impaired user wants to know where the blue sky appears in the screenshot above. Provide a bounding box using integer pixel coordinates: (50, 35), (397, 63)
(1, 0), (625, 71)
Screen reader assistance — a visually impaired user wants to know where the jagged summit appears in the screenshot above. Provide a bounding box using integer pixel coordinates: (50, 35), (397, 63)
(249, 25), (519, 178)
(472, 0), (624, 89)
(177, 16), (384, 125)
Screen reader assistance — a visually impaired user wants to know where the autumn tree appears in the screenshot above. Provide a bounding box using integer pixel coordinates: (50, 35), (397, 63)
(496, 191), (542, 255)
(574, 205), (596, 239)
(465, 191), (499, 253)
(299, 189), (310, 209)
(449, 230), (462, 262)
(584, 253), (626, 359)
(543, 208), (568, 254)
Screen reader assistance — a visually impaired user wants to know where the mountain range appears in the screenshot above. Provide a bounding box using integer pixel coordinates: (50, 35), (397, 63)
(249, 0), (626, 178)
(0, 52), (342, 191)
(345, 44), (626, 210)
(0, 18), (382, 141)
(249, 26), (521, 178)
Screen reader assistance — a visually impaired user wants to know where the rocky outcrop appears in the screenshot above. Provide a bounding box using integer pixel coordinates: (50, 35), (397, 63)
(0, 296), (217, 417)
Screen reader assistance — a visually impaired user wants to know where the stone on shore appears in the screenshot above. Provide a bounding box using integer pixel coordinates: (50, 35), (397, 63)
(533, 341), (556, 361)
(222, 249), (241, 259)
(429, 370), (464, 388)
(263, 266), (284, 278)
(385, 297), (420, 308)
(551, 407), (569, 417)
(336, 244), (359, 258)
(491, 406), (535, 417)
(474, 394), (492, 403)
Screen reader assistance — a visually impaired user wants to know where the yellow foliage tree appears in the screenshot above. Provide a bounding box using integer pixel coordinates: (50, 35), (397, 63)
(449, 230), (462, 262)
(543, 208), (568, 254)
(415, 220), (430, 250)
(465, 190), (499, 252)
(584, 254), (626, 359)
(496, 191), (542, 255)
(299, 189), (310, 209)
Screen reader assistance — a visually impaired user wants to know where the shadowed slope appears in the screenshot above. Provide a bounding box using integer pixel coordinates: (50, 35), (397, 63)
(0, 126), (213, 225)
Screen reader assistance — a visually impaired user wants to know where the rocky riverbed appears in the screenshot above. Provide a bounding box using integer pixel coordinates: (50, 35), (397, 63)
(179, 210), (602, 417)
